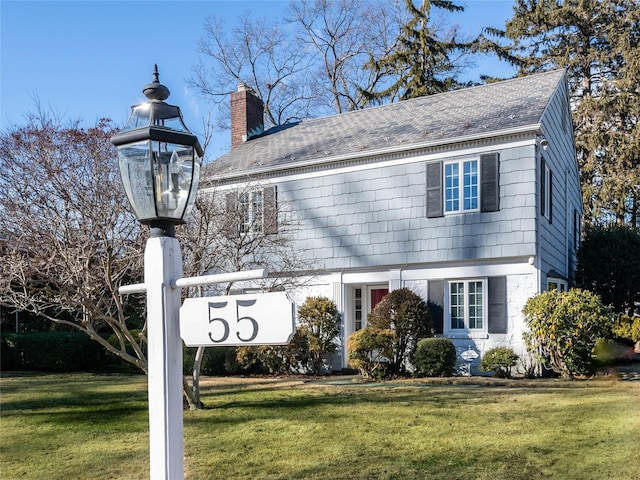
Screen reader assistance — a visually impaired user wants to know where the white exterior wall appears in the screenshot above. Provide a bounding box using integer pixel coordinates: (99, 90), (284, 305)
(286, 260), (538, 372)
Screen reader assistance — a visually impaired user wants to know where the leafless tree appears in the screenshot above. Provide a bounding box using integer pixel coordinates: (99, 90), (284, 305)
(0, 112), (315, 409)
(0, 113), (147, 371)
(189, 12), (318, 132)
(190, 0), (483, 136)
(178, 178), (315, 407)
(288, 0), (401, 113)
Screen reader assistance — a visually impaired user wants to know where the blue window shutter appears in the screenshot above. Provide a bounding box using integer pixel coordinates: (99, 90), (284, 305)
(480, 153), (499, 212)
(548, 169), (553, 223)
(487, 276), (507, 334)
(428, 279), (444, 334)
(426, 161), (443, 218)
(541, 156), (546, 218)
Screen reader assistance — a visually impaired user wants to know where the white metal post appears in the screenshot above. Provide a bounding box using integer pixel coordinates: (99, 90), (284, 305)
(145, 235), (184, 480)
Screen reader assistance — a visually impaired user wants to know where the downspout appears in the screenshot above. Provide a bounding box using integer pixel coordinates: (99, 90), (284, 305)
(565, 166), (569, 281)
(535, 141), (542, 293)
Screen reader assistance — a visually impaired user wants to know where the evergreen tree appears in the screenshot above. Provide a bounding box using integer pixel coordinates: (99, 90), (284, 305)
(362, 0), (473, 103)
(494, 0), (639, 228)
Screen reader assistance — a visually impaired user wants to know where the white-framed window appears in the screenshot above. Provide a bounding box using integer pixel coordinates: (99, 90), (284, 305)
(444, 159), (479, 213)
(225, 185), (278, 237)
(239, 191), (263, 233)
(547, 279), (567, 292)
(447, 279), (486, 332)
(426, 153), (499, 218)
(541, 156), (553, 222)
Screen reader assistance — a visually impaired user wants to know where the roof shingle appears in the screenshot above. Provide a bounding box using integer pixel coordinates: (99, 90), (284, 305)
(208, 70), (565, 178)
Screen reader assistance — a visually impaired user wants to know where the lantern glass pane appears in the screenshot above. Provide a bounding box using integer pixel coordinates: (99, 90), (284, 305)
(116, 141), (156, 220)
(152, 142), (197, 220)
(184, 159), (200, 218)
(122, 102), (191, 133)
(151, 103), (190, 132)
(122, 104), (152, 131)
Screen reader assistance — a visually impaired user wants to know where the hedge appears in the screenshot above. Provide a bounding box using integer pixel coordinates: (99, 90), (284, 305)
(1, 331), (113, 372)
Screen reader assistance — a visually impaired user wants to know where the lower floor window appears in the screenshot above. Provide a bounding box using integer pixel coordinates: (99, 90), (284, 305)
(547, 279), (567, 292)
(449, 280), (484, 330)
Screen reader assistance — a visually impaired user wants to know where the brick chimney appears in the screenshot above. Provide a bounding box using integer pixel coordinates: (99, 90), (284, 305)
(231, 84), (264, 148)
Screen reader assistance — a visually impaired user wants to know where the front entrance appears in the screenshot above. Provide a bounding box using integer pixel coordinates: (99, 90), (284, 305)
(353, 285), (389, 331)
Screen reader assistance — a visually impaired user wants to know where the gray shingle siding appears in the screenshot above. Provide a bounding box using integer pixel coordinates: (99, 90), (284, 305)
(273, 142), (538, 271)
(536, 75), (582, 286)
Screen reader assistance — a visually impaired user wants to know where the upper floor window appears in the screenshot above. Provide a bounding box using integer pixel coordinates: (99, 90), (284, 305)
(239, 191), (264, 233)
(445, 160), (478, 213)
(541, 156), (553, 222)
(427, 153), (499, 218)
(226, 185), (278, 236)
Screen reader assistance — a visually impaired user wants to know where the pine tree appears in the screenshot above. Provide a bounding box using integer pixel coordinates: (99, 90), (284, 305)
(362, 0), (473, 103)
(496, 0), (640, 228)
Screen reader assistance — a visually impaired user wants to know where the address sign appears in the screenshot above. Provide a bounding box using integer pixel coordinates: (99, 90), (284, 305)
(179, 291), (296, 347)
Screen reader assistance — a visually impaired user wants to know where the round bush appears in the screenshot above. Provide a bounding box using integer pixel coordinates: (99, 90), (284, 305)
(367, 288), (433, 375)
(522, 289), (613, 378)
(347, 327), (395, 379)
(413, 338), (456, 377)
(480, 347), (519, 378)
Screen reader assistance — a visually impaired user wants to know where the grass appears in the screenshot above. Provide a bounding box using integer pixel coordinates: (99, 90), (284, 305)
(1, 372), (639, 479)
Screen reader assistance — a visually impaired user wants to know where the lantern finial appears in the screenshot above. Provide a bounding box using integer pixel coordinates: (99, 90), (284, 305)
(143, 64), (170, 101)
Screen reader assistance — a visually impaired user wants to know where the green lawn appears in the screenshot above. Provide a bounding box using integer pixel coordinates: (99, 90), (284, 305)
(1, 372), (638, 479)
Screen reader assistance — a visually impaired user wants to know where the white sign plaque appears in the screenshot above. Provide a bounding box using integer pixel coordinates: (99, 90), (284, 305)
(180, 292), (296, 346)
(461, 348), (479, 361)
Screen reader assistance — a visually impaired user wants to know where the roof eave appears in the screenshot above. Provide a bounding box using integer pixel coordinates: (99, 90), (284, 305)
(211, 123), (543, 181)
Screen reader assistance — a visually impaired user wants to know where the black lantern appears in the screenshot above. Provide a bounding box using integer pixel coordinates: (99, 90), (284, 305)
(111, 65), (203, 236)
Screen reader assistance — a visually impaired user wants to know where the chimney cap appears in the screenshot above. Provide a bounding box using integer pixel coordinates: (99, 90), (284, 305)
(237, 83), (256, 94)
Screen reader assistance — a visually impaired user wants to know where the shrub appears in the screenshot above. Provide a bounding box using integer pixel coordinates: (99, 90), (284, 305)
(367, 288), (433, 375)
(612, 314), (640, 343)
(522, 289), (613, 378)
(1, 331), (107, 372)
(347, 327), (394, 379)
(413, 338), (457, 377)
(593, 338), (635, 366)
(576, 225), (640, 315)
(183, 346), (234, 376)
(231, 329), (312, 375)
(480, 347), (519, 378)
(297, 296), (341, 375)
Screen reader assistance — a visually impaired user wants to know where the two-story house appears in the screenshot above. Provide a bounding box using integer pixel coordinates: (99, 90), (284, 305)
(204, 70), (582, 372)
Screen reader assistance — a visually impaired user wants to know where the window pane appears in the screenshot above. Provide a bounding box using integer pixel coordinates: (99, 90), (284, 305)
(450, 282), (465, 329)
(445, 163), (459, 212)
(252, 191), (263, 232)
(239, 191), (264, 233)
(468, 281), (483, 329)
(239, 193), (251, 232)
(355, 288), (363, 330)
(463, 160), (478, 210)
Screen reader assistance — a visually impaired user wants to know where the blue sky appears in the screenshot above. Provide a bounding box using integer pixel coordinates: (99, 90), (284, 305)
(1, 0), (517, 157)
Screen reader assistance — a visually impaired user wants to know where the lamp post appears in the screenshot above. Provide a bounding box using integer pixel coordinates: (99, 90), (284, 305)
(111, 65), (203, 480)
